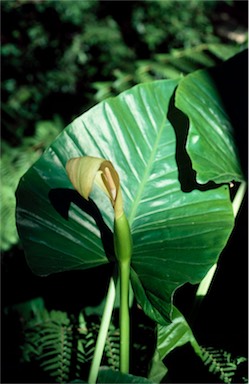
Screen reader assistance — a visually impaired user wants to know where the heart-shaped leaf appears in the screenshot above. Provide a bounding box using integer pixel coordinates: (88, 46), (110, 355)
(16, 79), (234, 325)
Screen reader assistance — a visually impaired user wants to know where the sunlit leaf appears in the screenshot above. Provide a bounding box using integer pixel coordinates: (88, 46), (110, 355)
(175, 53), (245, 184)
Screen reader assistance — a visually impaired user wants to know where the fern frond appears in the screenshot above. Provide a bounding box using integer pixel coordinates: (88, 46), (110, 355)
(22, 308), (73, 383)
(74, 315), (98, 380)
(200, 346), (247, 384)
(19, 300), (156, 382)
(104, 323), (120, 370)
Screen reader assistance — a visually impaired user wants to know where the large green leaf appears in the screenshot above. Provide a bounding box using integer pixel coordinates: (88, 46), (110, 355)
(16, 79), (235, 325)
(175, 58), (245, 184)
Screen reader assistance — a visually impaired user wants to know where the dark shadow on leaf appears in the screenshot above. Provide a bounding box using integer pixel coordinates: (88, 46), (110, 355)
(48, 188), (115, 263)
(167, 91), (220, 193)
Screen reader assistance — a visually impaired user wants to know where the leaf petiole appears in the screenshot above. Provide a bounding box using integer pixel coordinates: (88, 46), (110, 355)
(88, 275), (117, 384)
(191, 181), (247, 319)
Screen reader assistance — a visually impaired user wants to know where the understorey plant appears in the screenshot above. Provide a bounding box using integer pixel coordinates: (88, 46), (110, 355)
(15, 50), (247, 383)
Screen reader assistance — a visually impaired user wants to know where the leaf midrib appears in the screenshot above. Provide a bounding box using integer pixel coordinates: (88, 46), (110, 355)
(128, 118), (166, 225)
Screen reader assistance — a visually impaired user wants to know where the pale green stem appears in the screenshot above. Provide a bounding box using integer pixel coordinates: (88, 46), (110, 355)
(88, 276), (116, 384)
(232, 181), (247, 217)
(195, 263), (217, 299)
(113, 212), (132, 373)
(191, 181), (247, 319)
(119, 259), (130, 373)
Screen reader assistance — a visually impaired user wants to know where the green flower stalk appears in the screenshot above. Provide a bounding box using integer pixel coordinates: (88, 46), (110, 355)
(66, 156), (132, 374)
(114, 212), (132, 373)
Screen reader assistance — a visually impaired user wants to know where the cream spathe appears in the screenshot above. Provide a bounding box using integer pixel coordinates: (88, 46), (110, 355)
(66, 156), (123, 219)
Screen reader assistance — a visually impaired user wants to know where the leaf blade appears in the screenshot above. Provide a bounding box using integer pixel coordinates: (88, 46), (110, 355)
(16, 79), (235, 324)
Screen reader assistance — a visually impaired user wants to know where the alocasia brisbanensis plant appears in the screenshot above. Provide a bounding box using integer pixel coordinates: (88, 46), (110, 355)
(66, 156), (132, 374)
(16, 52), (245, 380)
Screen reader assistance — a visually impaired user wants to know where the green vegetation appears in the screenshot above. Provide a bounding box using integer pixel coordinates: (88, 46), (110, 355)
(2, 1), (247, 383)
(2, 0), (246, 252)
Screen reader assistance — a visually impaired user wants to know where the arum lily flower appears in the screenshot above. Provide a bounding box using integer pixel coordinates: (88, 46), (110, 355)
(66, 156), (123, 219)
(66, 156), (132, 373)
(66, 156), (132, 263)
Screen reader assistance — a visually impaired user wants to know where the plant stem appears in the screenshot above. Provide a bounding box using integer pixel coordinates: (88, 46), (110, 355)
(88, 276), (116, 384)
(232, 181), (247, 217)
(113, 212), (132, 373)
(119, 259), (130, 373)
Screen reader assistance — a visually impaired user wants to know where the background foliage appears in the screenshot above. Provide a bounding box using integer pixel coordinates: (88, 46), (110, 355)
(1, 1), (247, 383)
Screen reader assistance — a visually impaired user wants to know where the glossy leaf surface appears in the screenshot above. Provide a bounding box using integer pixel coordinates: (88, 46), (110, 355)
(149, 306), (201, 382)
(175, 66), (244, 184)
(16, 79), (235, 325)
(156, 306), (201, 359)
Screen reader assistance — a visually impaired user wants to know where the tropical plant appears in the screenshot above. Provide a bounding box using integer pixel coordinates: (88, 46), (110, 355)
(2, 0), (245, 255)
(14, 48), (247, 383)
(17, 48), (247, 382)
(2, 41), (241, 253)
(1, 0), (246, 381)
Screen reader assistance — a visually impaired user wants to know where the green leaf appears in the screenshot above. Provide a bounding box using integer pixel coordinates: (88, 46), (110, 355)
(175, 56), (244, 184)
(149, 306), (201, 382)
(148, 353), (168, 383)
(156, 306), (201, 360)
(16, 79), (234, 325)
